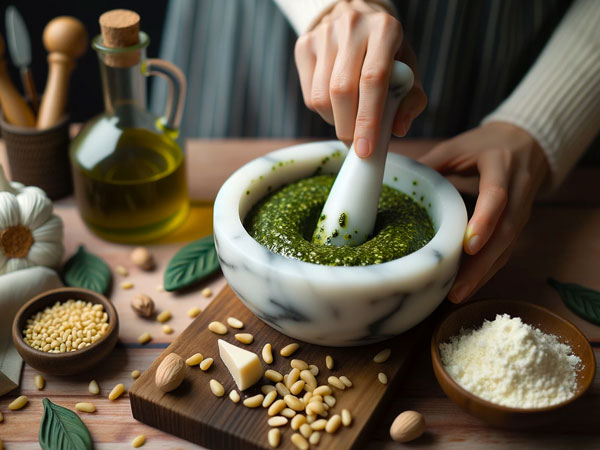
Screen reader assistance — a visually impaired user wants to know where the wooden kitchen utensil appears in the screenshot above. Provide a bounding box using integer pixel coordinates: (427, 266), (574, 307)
(0, 34), (35, 127)
(130, 285), (433, 450)
(36, 16), (87, 130)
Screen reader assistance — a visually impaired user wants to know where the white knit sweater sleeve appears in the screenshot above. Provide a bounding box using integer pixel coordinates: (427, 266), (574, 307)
(482, 0), (600, 189)
(274, 0), (395, 35)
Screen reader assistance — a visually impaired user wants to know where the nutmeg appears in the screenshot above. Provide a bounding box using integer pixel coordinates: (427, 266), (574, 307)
(155, 353), (185, 392)
(131, 293), (155, 318)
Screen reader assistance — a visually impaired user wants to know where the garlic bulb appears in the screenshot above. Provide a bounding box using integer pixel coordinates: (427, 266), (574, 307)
(0, 165), (64, 275)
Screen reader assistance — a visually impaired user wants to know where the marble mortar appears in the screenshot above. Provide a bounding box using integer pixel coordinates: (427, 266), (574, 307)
(213, 141), (467, 346)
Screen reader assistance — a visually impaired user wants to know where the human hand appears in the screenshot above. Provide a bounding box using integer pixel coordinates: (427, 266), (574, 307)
(294, 0), (427, 158)
(419, 122), (550, 303)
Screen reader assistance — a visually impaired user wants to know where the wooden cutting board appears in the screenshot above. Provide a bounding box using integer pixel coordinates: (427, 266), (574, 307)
(129, 285), (433, 450)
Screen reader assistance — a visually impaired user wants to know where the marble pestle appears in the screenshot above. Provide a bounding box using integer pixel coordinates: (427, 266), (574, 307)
(312, 61), (414, 247)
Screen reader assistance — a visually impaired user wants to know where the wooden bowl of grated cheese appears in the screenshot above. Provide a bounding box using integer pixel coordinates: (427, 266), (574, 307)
(431, 299), (595, 427)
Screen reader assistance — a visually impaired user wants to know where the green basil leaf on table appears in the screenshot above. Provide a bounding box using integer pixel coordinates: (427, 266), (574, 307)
(164, 235), (220, 291)
(63, 245), (111, 294)
(548, 277), (600, 325)
(39, 398), (93, 450)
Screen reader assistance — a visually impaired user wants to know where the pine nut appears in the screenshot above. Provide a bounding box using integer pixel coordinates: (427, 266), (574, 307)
(202, 287), (213, 297)
(8, 395), (28, 410)
(303, 383), (314, 393)
(307, 401), (325, 416)
(156, 310), (171, 323)
(268, 416), (288, 427)
(308, 394), (322, 403)
(342, 408), (352, 426)
(275, 382), (290, 396)
(280, 343), (299, 357)
(137, 332), (152, 344)
(89, 380), (100, 395)
(291, 433), (309, 450)
(300, 370), (317, 388)
(303, 392), (312, 403)
(290, 380), (305, 395)
(287, 368), (300, 387)
(268, 399), (286, 416)
(328, 375), (345, 390)
(200, 358), (214, 371)
(311, 418), (328, 430)
(265, 369), (283, 382)
(227, 317), (244, 329)
(121, 281), (134, 290)
(186, 353), (203, 366)
(76, 402), (96, 413)
(131, 434), (146, 448)
(378, 372), (388, 385)
(162, 324), (174, 334)
(284, 394), (304, 411)
(339, 375), (353, 388)
(114, 265), (128, 276)
(229, 390), (240, 403)
(325, 355), (334, 370)
(210, 379), (225, 397)
(281, 408), (297, 418)
(108, 383), (125, 400)
(235, 333), (254, 344)
(262, 390), (278, 408)
(313, 385), (332, 397)
(268, 428), (280, 448)
(262, 343), (274, 364)
(299, 423), (313, 438)
(290, 359), (308, 371)
(306, 414), (316, 424)
(262, 384), (276, 395)
(309, 431), (321, 445)
(187, 306), (201, 318)
(374, 348), (391, 363)
(156, 284), (165, 292)
(131, 370), (141, 379)
(309, 364), (319, 376)
(243, 394), (264, 408)
(34, 374), (45, 390)
(326, 414), (342, 433)
(291, 413), (306, 430)
(208, 321), (227, 335)
(324, 395), (336, 407)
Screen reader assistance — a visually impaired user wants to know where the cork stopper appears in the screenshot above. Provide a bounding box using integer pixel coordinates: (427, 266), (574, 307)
(99, 9), (140, 67)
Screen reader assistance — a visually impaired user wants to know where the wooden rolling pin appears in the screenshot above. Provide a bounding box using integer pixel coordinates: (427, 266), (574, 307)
(36, 16), (87, 130)
(0, 34), (35, 127)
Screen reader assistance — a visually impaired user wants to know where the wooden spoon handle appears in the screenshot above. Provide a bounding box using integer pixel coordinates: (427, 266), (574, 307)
(0, 59), (35, 127)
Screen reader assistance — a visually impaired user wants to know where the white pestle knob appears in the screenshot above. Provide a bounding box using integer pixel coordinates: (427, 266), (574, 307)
(312, 61), (414, 247)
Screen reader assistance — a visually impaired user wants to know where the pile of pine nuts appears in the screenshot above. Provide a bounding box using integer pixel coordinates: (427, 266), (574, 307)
(22, 300), (109, 353)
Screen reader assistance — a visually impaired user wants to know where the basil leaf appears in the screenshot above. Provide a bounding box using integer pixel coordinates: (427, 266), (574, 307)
(164, 235), (220, 291)
(548, 277), (600, 325)
(39, 398), (93, 450)
(63, 245), (111, 294)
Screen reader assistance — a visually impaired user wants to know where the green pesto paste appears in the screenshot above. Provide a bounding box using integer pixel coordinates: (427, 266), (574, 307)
(244, 175), (435, 266)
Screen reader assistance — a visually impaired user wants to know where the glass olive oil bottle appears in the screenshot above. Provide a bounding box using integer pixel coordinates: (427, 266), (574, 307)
(70, 26), (188, 243)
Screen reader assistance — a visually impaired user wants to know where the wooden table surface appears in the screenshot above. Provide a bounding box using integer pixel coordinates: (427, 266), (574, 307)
(0, 138), (599, 449)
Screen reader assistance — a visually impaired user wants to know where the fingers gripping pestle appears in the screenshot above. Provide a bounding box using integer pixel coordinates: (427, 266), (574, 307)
(312, 61), (414, 247)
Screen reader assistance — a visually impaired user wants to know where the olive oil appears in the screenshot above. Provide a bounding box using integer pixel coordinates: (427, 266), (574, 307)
(71, 125), (189, 243)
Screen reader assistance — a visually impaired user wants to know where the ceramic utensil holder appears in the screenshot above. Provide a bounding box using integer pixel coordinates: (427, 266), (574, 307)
(0, 115), (72, 199)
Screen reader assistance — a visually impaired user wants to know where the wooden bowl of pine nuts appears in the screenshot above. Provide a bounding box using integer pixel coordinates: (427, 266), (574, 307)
(11, 287), (119, 375)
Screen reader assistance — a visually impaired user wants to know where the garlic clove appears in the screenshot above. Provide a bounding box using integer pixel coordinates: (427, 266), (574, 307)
(27, 241), (63, 268)
(4, 257), (30, 273)
(0, 192), (20, 228)
(16, 189), (53, 229)
(31, 215), (63, 242)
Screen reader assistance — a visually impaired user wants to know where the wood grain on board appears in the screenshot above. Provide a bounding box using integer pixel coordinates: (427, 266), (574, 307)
(129, 285), (432, 450)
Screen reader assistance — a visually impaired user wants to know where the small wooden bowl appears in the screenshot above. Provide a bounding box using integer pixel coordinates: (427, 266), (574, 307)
(431, 299), (595, 427)
(12, 287), (119, 375)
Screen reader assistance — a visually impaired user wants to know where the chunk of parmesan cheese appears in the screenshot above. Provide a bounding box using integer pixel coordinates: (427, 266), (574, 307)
(218, 339), (263, 391)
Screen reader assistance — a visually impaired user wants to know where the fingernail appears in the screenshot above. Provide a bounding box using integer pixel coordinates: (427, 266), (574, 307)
(448, 283), (469, 303)
(355, 138), (370, 158)
(466, 234), (480, 254)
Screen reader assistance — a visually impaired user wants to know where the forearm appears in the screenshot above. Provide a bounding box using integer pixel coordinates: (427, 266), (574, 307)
(273, 0), (395, 35)
(482, 0), (600, 190)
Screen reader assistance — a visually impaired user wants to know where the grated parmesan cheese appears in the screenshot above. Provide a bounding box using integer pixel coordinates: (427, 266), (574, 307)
(440, 314), (581, 408)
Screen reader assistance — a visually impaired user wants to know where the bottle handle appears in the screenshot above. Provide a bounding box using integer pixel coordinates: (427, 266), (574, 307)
(145, 58), (187, 132)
